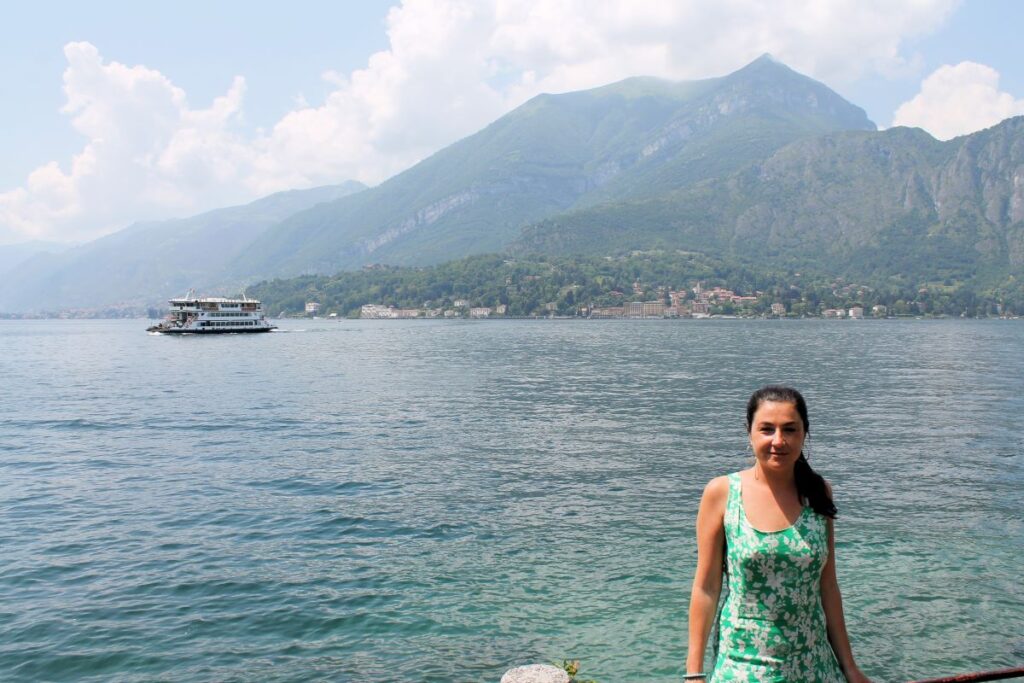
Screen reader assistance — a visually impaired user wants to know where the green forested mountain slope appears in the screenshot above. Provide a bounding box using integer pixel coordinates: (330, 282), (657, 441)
(16, 55), (1024, 315)
(230, 55), (874, 279)
(514, 117), (1024, 284)
(0, 181), (366, 312)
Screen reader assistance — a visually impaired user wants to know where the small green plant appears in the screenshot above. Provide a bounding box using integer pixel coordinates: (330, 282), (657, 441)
(554, 659), (599, 683)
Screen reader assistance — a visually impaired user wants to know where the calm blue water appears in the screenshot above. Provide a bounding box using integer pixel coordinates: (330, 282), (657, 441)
(1, 319), (1022, 682)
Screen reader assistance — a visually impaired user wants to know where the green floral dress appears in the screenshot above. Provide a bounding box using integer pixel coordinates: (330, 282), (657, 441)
(710, 472), (845, 682)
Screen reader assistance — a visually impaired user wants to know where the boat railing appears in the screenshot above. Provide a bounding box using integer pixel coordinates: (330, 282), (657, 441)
(907, 666), (1024, 682)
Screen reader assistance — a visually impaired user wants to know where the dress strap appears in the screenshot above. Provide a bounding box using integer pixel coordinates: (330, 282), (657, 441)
(724, 472), (742, 531)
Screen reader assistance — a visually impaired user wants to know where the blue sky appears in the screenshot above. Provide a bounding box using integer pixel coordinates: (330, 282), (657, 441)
(2, 0), (1022, 245)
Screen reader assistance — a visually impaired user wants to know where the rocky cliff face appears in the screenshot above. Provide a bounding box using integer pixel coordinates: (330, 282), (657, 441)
(515, 116), (1024, 280)
(730, 117), (1024, 273)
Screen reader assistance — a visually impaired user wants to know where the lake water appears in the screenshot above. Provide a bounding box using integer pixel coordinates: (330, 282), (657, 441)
(1, 318), (1022, 682)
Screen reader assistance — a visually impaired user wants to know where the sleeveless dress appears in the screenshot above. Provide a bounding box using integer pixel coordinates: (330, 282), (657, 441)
(710, 472), (845, 682)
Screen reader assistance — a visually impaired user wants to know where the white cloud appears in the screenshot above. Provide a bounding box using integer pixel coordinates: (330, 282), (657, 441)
(892, 61), (1024, 140)
(1, 0), (958, 244)
(0, 42), (256, 243)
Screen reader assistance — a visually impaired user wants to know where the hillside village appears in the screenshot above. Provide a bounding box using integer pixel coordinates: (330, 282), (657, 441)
(347, 280), (889, 319)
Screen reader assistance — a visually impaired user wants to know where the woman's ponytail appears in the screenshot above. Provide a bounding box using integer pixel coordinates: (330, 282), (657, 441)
(795, 452), (836, 519)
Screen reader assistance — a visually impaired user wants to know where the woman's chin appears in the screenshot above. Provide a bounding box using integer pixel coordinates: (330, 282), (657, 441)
(761, 456), (795, 471)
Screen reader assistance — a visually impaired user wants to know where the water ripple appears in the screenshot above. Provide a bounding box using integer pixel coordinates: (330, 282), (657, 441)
(0, 318), (1021, 681)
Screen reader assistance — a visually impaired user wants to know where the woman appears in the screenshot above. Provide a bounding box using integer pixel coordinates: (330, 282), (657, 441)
(685, 386), (871, 682)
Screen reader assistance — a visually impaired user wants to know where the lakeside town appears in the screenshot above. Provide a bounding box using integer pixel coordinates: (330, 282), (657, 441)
(352, 281), (893, 320)
(4, 274), (1017, 321)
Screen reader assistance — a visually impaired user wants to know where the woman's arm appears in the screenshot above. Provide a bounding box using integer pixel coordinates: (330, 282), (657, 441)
(822, 511), (872, 683)
(686, 477), (728, 677)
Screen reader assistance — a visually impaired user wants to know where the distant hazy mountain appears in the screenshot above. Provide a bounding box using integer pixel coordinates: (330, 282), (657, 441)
(513, 116), (1024, 283)
(0, 241), (72, 280)
(229, 55), (874, 279)
(0, 181), (365, 313)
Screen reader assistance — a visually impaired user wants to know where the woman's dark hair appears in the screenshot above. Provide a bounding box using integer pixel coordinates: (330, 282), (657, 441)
(745, 385), (837, 519)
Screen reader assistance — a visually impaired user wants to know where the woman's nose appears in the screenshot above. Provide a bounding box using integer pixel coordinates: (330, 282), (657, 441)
(771, 430), (785, 445)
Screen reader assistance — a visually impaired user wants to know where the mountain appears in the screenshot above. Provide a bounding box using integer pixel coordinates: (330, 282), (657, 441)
(0, 241), (72, 280)
(17, 55), (1024, 314)
(229, 55), (874, 279)
(512, 116), (1024, 283)
(0, 181), (365, 313)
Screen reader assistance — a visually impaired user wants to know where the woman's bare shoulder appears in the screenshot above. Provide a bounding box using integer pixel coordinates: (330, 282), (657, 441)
(700, 475), (730, 507)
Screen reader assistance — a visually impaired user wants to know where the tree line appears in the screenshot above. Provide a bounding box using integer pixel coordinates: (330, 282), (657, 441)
(247, 251), (1024, 318)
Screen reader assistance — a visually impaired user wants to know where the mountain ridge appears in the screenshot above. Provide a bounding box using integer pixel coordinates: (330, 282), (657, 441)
(229, 55), (874, 279)
(511, 116), (1024, 285)
(6, 56), (1024, 314)
(0, 181), (366, 312)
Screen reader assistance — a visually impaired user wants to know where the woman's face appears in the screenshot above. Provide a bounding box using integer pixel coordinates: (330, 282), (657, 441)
(749, 400), (806, 474)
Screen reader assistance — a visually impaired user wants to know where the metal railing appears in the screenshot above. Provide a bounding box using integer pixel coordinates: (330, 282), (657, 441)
(908, 666), (1024, 682)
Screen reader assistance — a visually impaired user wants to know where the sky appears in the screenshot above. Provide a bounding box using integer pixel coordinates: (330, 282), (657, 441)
(2, 0), (1023, 247)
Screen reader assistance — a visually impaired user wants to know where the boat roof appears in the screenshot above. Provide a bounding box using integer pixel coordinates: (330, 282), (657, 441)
(168, 297), (261, 304)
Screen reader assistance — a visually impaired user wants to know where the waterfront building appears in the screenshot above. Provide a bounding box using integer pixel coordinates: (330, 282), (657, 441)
(642, 301), (665, 317)
(395, 308), (421, 318)
(771, 303), (786, 316)
(624, 301), (643, 317)
(849, 306), (865, 319)
(622, 301), (665, 318)
(305, 302), (321, 315)
(469, 307), (492, 318)
(361, 304), (397, 319)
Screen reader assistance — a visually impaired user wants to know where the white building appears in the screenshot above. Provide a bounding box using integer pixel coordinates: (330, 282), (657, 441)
(305, 302), (321, 315)
(360, 304), (397, 319)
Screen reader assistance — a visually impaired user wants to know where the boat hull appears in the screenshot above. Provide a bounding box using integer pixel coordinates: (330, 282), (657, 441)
(148, 326), (276, 334)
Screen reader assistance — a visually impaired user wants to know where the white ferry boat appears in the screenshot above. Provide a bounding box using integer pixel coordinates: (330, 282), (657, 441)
(147, 292), (276, 334)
